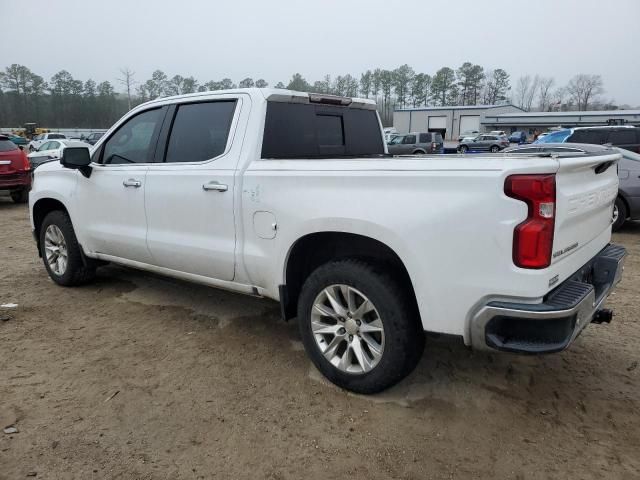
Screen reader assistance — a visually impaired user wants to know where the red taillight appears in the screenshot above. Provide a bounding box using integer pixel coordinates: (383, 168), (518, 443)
(505, 174), (556, 269)
(22, 150), (31, 171)
(431, 142), (437, 151)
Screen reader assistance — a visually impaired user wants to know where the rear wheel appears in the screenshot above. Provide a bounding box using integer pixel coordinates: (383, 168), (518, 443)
(10, 189), (28, 204)
(39, 210), (95, 286)
(458, 145), (468, 153)
(297, 259), (424, 394)
(490, 145), (500, 153)
(612, 197), (627, 231)
(412, 149), (426, 155)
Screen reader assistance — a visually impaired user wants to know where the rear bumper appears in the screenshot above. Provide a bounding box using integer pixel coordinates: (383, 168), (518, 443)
(0, 172), (31, 190)
(470, 244), (626, 354)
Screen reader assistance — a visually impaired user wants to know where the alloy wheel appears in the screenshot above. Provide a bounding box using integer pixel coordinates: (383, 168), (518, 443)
(310, 284), (385, 374)
(44, 224), (68, 276)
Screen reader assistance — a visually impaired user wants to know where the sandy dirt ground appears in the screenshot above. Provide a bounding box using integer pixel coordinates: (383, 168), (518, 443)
(1, 197), (639, 480)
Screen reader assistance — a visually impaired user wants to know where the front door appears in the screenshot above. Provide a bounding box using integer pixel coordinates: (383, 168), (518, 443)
(144, 96), (245, 281)
(73, 107), (166, 263)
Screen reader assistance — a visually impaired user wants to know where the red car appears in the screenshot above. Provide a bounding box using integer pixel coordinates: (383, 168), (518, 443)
(0, 134), (31, 203)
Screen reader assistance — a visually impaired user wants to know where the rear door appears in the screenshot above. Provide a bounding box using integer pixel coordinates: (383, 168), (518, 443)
(144, 95), (246, 280)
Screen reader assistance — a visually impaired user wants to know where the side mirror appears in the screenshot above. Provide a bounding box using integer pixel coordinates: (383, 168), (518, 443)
(61, 147), (92, 178)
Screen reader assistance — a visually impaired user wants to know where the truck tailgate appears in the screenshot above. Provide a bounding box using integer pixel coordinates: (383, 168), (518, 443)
(553, 152), (620, 264)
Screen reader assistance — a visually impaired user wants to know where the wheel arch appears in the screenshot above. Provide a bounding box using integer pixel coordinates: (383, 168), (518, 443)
(280, 231), (419, 324)
(32, 198), (70, 256)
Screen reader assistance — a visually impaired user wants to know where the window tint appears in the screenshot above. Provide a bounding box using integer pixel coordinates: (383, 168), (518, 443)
(608, 130), (637, 145)
(418, 133), (431, 143)
(262, 102), (384, 158)
(49, 134), (65, 139)
(568, 129), (607, 144)
(434, 133), (443, 142)
(165, 101), (237, 163)
(316, 115), (344, 146)
(102, 108), (163, 164)
(0, 139), (18, 152)
(403, 135), (416, 144)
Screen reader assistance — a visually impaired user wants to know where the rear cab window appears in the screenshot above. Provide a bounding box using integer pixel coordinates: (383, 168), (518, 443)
(261, 102), (384, 158)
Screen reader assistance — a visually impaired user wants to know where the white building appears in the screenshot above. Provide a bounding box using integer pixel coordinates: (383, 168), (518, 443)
(393, 104), (524, 140)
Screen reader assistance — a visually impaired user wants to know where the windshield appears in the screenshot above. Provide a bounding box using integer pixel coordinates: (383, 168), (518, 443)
(535, 130), (572, 144)
(388, 135), (405, 145)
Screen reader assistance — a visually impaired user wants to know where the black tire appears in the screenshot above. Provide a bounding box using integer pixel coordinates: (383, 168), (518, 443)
(412, 149), (426, 155)
(10, 189), (28, 204)
(458, 145), (468, 153)
(29, 145), (35, 152)
(490, 145), (500, 153)
(612, 197), (627, 232)
(39, 210), (96, 286)
(297, 259), (424, 394)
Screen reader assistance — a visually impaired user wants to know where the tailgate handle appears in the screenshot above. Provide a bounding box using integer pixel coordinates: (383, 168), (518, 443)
(594, 161), (615, 174)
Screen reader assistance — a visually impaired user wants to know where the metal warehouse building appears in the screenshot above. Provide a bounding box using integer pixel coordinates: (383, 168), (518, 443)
(393, 104), (524, 140)
(482, 110), (640, 136)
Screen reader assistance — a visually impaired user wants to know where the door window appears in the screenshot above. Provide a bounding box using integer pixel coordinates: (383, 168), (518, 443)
(418, 133), (431, 143)
(403, 135), (416, 144)
(164, 101), (237, 163)
(101, 108), (163, 164)
(568, 129), (607, 144)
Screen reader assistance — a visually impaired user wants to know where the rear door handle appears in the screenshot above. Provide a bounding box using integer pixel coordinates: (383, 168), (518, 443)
(123, 178), (142, 188)
(202, 181), (228, 192)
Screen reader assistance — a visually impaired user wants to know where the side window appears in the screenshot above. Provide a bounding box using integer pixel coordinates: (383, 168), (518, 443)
(102, 108), (163, 164)
(607, 130), (636, 145)
(165, 101), (237, 163)
(569, 130), (606, 144)
(49, 141), (60, 150)
(418, 133), (431, 143)
(403, 135), (416, 144)
(40, 141), (54, 151)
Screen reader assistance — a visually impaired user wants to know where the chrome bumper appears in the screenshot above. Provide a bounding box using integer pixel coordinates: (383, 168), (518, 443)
(470, 244), (627, 354)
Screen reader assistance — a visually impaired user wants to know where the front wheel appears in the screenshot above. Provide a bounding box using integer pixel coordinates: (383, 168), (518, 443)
(297, 259), (424, 394)
(490, 145), (500, 153)
(39, 210), (96, 286)
(612, 197), (627, 231)
(458, 145), (468, 153)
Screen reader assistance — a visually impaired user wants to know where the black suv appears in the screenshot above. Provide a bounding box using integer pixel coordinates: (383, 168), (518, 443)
(562, 126), (640, 153)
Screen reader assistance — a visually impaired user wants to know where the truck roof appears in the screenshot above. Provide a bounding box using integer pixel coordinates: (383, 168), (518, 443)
(138, 88), (378, 111)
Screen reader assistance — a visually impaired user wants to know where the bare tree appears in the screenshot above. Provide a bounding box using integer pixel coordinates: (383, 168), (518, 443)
(513, 75), (531, 110)
(524, 75), (540, 112)
(566, 74), (604, 111)
(537, 77), (555, 111)
(118, 67), (136, 110)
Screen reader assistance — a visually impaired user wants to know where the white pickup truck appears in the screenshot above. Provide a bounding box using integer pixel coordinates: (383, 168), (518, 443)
(29, 89), (626, 393)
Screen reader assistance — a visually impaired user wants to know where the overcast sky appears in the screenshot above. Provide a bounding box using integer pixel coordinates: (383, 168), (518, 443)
(1, 0), (639, 105)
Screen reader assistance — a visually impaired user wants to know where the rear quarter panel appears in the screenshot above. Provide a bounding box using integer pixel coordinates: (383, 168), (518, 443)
(240, 156), (605, 341)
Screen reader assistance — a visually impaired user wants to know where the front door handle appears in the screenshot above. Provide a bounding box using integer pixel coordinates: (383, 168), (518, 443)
(123, 178), (142, 188)
(202, 181), (228, 192)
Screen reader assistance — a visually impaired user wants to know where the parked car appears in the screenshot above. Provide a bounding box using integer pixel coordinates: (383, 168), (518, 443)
(28, 139), (92, 170)
(0, 134), (32, 203)
(508, 131), (527, 143)
(383, 127), (397, 143)
(83, 132), (106, 145)
(1, 132), (28, 147)
(534, 126), (640, 153)
(505, 142), (640, 231)
(458, 134), (510, 153)
(458, 129), (479, 141)
(29, 88), (626, 394)
(28, 133), (67, 152)
(387, 132), (444, 154)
